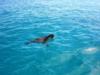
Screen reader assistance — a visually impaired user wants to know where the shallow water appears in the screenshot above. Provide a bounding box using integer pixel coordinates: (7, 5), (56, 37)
(0, 0), (100, 75)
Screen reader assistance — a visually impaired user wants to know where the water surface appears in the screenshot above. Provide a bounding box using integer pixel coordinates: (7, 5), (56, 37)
(0, 0), (100, 75)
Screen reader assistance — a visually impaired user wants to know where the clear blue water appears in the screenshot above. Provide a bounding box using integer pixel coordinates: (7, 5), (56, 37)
(0, 0), (100, 75)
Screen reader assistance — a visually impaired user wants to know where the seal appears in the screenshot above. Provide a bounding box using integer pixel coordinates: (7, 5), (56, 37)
(25, 34), (54, 45)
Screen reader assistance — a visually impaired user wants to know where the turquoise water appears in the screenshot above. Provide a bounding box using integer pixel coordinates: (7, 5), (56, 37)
(0, 0), (100, 75)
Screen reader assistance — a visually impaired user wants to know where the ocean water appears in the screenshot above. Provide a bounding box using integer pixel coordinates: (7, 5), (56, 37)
(0, 0), (100, 75)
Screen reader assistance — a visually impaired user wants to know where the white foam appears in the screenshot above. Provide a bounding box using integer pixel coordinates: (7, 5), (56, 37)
(85, 47), (97, 52)
(83, 47), (98, 54)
